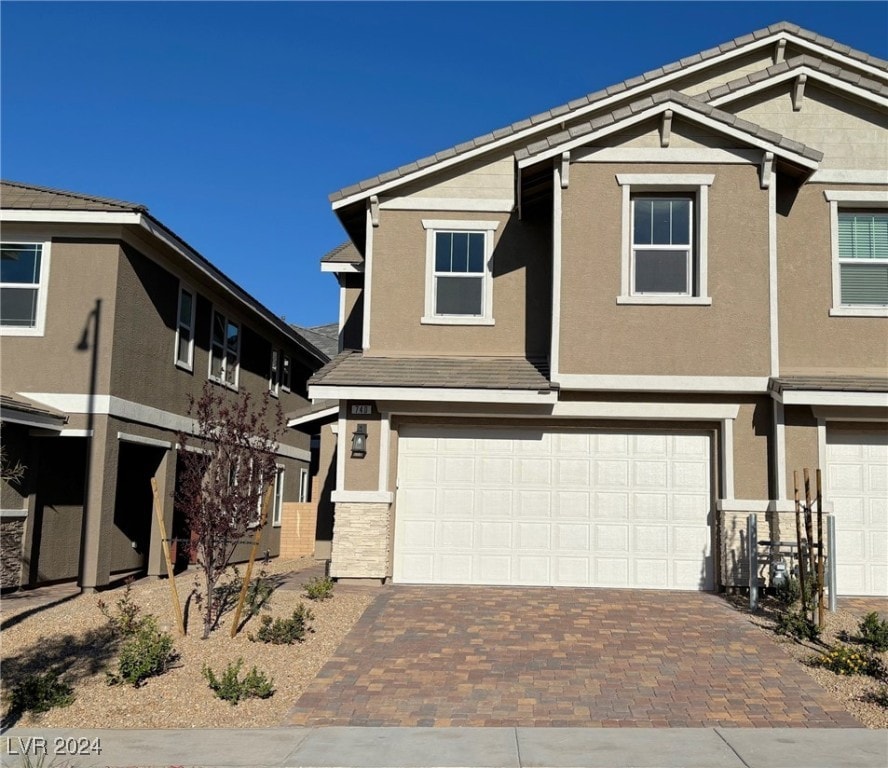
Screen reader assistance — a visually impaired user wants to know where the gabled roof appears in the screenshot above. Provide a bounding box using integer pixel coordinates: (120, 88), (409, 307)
(1, 179), (146, 212)
(514, 90), (823, 168)
(702, 54), (888, 106)
(1, 393), (67, 429)
(292, 323), (338, 360)
(328, 22), (882, 208)
(320, 241), (363, 264)
(2, 180), (327, 367)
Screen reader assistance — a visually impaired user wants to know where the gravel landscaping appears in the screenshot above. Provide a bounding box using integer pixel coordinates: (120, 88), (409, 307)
(0, 558), (376, 728)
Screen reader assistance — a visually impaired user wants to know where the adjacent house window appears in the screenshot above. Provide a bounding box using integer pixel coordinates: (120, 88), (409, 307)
(269, 349), (280, 397)
(272, 465), (286, 527)
(616, 174), (714, 305)
(281, 354), (292, 392)
(175, 286), (196, 369)
(421, 219), (499, 325)
(1, 242), (50, 335)
(298, 467), (309, 503)
(825, 191), (888, 317)
(209, 309), (240, 388)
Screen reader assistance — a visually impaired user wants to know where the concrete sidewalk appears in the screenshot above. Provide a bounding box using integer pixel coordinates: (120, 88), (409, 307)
(2, 727), (886, 768)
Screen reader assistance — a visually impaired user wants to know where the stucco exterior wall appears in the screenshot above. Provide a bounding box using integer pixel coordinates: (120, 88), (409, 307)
(559, 162), (771, 377)
(341, 274), (363, 351)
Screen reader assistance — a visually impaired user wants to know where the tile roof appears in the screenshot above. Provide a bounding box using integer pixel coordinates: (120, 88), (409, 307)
(1, 179), (146, 212)
(321, 241), (363, 264)
(514, 90), (824, 164)
(292, 323), (338, 360)
(701, 54), (888, 103)
(329, 22), (879, 204)
(769, 376), (888, 394)
(309, 351), (552, 391)
(286, 398), (339, 425)
(1, 393), (68, 424)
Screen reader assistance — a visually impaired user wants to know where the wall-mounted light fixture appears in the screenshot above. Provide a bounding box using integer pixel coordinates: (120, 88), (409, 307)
(351, 423), (368, 458)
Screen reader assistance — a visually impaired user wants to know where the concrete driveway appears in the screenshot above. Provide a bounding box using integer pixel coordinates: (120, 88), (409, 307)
(286, 586), (860, 728)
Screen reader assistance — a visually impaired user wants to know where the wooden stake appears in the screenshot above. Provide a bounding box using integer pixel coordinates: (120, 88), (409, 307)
(151, 477), (185, 636)
(230, 485), (274, 638)
(816, 469), (825, 628)
(794, 471), (807, 615)
(803, 468), (816, 615)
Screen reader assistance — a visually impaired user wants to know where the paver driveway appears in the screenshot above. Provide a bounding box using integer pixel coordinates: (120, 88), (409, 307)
(287, 586), (860, 728)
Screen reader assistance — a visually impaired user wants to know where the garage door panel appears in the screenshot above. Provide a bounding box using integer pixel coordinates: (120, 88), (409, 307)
(673, 460), (709, 490)
(395, 428), (712, 590)
(869, 464), (887, 494)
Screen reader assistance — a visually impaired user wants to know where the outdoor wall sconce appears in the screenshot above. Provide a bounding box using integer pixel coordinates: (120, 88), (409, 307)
(351, 423), (368, 458)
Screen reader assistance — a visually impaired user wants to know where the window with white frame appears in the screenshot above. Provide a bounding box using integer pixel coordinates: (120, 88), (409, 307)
(616, 174), (714, 305)
(175, 286), (196, 369)
(269, 349), (280, 396)
(209, 309), (240, 388)
(281, 354), (292, 392)
(272, 465), (285, 526)
(421, 219), (499, 324)
(1, 242), (51, 335)
(824, 191), (888, 316)
(298, 467), (309, 503)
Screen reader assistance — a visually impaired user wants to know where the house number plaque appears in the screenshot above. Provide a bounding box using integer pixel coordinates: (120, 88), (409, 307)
(351, 404), (373, 416)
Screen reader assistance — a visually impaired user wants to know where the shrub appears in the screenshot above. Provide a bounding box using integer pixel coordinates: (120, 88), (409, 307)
(863, 684), (888, 708)
(97, 579), (143, 637)
(9, 670), (75, 714)
(245, 568), (276, 615)
(303, 575), (334, 601)
(810, 645), (884, 677)
(250, 604), (314, 645)
(202, 658), (274, 705)
(857, 612), (888, 652)
(775, 608), (820, 641)
(108, 616), (177, 687)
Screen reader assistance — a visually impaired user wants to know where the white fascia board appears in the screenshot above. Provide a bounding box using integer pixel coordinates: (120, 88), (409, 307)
(517, 102), (820, 172)
(0, 210), (142, 225)
(321, 262), (364, 273)
(287, 405), (339, 428)
(553, 375), (769, 393)
(0, 408), (65, 431)
(329, 33), (794, 211)
(309, 386), (558, 405)
(575, 147), (760, 164)
(331, 490), (394, 504)
(781, 38), (888, 83)
(117, 432), (173, 449)
(708, 67), (888, 110)
(550, 401), (740, 420)
(775, 390), (888, 407)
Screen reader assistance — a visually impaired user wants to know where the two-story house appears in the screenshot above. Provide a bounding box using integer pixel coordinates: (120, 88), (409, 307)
(0, 181), (329, 591)
(308, 22), (888, 596)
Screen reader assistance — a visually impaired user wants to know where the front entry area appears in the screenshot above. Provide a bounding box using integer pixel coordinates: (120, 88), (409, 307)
(393, 426), (714, 590)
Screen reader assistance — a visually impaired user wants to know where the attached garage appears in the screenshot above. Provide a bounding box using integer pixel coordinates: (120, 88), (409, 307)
(825, 428), (888, 597)
(393, 426), (714, 590)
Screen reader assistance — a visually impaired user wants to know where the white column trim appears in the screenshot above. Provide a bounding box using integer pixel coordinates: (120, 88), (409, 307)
(619, 182), (631, 298)
(720, 417), (735, 500)
(772, 401), (787, 501)
(551, 161), (563, 379)
(817, 417), (828, 497)
(336, 402), (347, 494)
(362, 202), (374, 351)
(768, 155), (779, 376)
(378, 412), (391, 493)
(338, 281), (346, 353)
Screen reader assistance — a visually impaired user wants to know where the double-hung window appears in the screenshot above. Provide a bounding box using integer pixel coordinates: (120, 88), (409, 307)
(209, 309), (240, 388)
(175, 286), (196, 369)
(616, 174), (713, 305)
(269, 349), (280, 396)
(272, 465), (286, 527)
(422, 219), (499, 325)
(1, 242), (51, 335)
(281, 354), (292, 392)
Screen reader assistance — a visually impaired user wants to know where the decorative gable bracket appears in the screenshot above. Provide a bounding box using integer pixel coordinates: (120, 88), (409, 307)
(792, 74), (808, 111)
(760, 152), (774, 189)
(369, 196), (379, 227)
(560, 152), (570, 189)
(660, 110), (673, 148)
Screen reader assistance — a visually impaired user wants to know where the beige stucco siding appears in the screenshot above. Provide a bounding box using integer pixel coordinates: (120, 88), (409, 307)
(731, 399), (773, 501)
(341, 406), (381, 492)
(777, 182), (888, 376)
(341, 274), (363, 350)
(784, 405), (820, 497)
(734, 85), (888, 171)
(368, 209), (550, 357)
(559, 162), (771, 376)
(393, 155), (514, 202)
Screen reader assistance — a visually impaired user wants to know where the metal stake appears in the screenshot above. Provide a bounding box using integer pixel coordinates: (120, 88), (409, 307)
(748, 513), (758, 611)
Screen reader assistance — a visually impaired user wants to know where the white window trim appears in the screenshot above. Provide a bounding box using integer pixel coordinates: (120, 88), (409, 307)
(269, 348), (280, 397)
(616, 174), (714, 305)
(0, 240), (51, 336)
(272, 464), (286, 527)
(421, 219), (499, 325)
(824, 190), (888, 317)
(208, 308), (240, 389)
(281, 353), (292, 393)
(174, 283), (196, 371)
(298, 466), (309, 504)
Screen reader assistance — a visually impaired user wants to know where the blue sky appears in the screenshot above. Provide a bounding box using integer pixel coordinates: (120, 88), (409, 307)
(3, 2), (887, 329)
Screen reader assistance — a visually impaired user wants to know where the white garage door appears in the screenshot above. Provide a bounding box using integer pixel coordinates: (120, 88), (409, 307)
(826, 429), (888, 596)
(393, 427), (713, 590)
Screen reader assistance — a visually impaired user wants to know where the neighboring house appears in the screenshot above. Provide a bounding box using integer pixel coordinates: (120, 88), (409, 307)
(309, 22), (888, 596)
(0, 181), (329, 591)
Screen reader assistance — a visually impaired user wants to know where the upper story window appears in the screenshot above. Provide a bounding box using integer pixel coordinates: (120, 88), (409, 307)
(1, 242), (51, 336)
(269, 349), (280, 397)
(421, 219), (499, 325)
(616, 174), (714, 306)
(209, 309), (240, 389)
(825, 191), (888, 317)
(175, 285), (196, 370)
(281, 353), (292, 393)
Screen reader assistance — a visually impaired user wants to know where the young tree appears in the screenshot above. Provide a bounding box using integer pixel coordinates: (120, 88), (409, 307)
(176, 383), (284, 639)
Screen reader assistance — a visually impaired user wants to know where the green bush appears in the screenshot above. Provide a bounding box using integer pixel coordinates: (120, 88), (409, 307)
(303, 575), (334, 601)
(97, 579), (143, 637)
(775, 608), (821, 641)
(810, 644), (884, 677)
(202, 658), (274, 705)
(108, 616), (177, 687)
(857, 612), (888, 652)
(245, 569), (276, 616)
(9, 670), (75, 714)
(250, 604), (314, 645)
